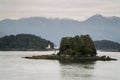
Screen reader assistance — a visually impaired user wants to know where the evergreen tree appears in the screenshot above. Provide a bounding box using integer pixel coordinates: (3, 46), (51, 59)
(58, 35), (97, 57)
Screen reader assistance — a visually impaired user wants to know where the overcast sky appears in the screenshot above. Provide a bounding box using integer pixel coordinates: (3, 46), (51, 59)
(0, 0), (120, 20)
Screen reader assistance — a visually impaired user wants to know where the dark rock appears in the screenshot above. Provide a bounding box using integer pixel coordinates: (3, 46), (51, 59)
(24, 55), (117, 61)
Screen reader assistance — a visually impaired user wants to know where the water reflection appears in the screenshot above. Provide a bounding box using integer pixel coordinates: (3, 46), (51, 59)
(0, 51), (119, 80)
(59, 60), (96, 64)
(59, 61), (96, 80)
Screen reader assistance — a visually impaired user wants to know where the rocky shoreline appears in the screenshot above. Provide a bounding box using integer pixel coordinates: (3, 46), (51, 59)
(23, 55), (117, 61)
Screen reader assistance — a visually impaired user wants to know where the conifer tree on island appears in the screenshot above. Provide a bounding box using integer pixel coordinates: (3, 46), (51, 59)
(58, 35), (97, 57)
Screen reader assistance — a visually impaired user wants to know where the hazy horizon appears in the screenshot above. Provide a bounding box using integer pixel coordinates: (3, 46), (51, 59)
(0, 0), (120, 21)
(0, 14), (120, 21)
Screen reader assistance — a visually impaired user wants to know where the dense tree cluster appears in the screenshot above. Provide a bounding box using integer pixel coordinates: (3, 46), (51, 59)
(0, 34), (54, 50)
(58, 35), (97, 57)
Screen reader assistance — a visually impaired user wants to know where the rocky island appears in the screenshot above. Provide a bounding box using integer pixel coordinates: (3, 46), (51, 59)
(24, 35), (117, 61)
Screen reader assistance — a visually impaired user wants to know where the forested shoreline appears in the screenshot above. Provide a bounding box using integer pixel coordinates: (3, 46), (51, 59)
(0, 34), (54, 51)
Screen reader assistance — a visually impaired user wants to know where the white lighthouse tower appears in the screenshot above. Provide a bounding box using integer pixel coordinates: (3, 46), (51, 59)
(46, 44), (51, 49)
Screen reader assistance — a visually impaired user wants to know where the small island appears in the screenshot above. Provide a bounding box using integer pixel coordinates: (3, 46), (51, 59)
(24, 35), (117, 61)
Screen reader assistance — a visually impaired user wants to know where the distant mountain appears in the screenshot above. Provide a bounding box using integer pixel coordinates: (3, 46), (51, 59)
(0, 14), (120, 45)
(0, 34), (54, 50)
(94, 40), (120, 51)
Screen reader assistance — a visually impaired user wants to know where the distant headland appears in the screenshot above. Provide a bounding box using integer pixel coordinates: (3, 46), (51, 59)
(24, 35), (117, 61)
(0, 34), (54, 51)
(94, 40), (120, 52)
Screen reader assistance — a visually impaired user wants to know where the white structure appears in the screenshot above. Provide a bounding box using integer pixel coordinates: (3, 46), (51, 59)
(46, 44), (51, 49)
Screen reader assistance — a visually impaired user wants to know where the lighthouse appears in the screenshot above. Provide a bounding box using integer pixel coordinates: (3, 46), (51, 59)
(46, 44), (51, 49)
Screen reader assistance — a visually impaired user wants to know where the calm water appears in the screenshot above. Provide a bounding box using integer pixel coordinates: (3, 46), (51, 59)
(0, 51), (120, 80)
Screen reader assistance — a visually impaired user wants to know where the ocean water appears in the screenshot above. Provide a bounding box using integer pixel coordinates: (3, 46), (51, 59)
(0, 51), (120, 80)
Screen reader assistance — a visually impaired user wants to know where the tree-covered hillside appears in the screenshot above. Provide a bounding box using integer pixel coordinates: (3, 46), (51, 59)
(94, 40), (120, 51)
(0, 34), (54, 50)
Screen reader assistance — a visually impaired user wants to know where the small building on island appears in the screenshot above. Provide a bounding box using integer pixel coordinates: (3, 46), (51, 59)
(46, 44), (51, 49)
